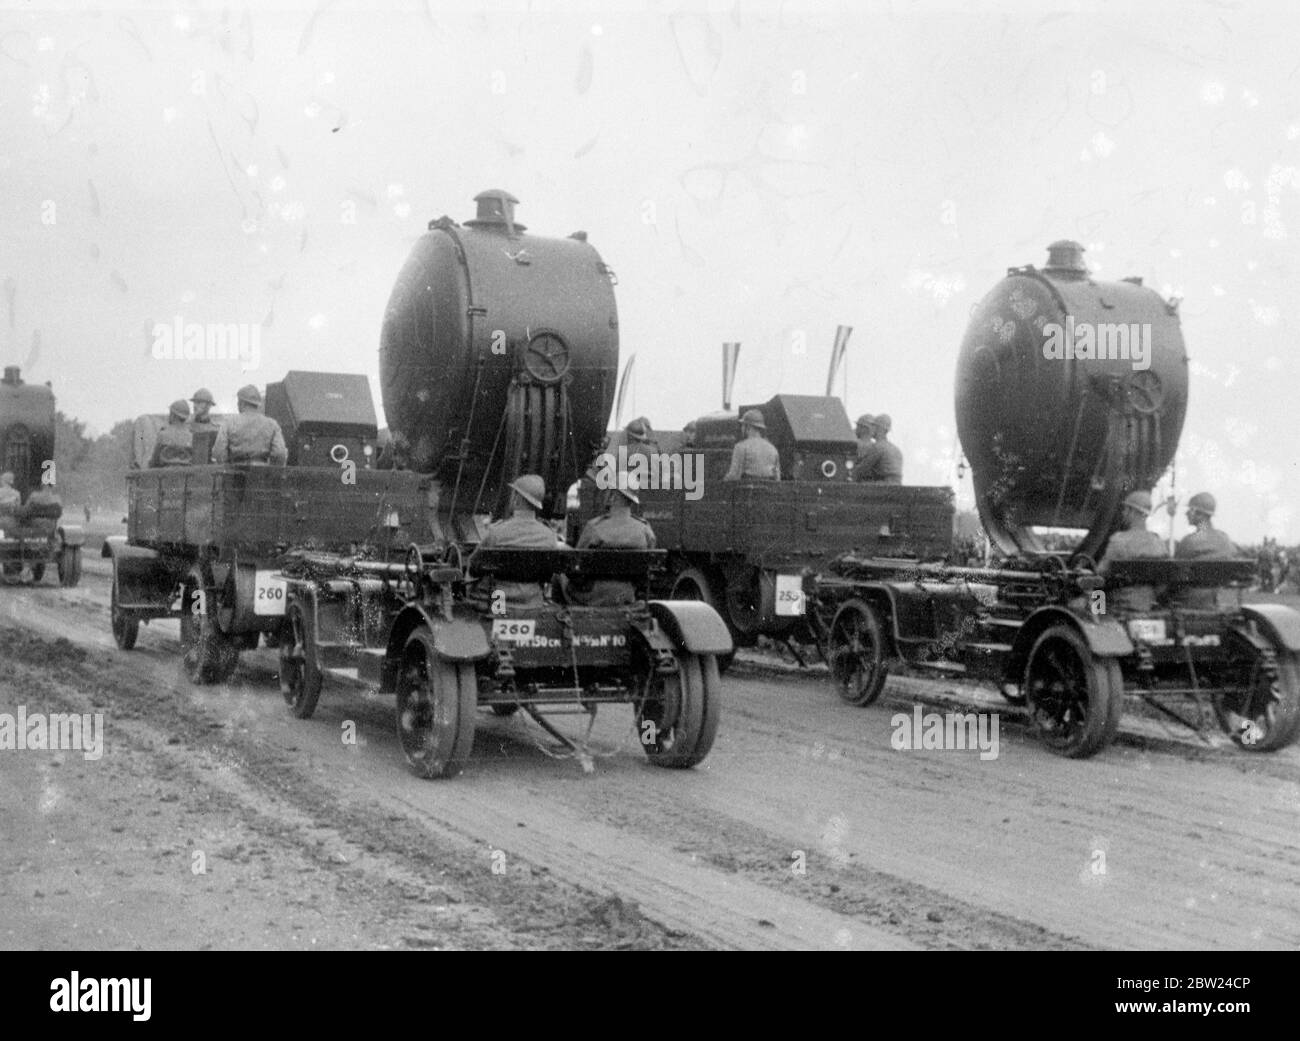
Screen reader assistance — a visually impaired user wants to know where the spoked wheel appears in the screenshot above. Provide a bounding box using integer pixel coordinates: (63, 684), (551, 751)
(1024, 625), (1122, 758)
(278, 601), (323, 719)
(828, 598), (890, 706)
(1212, 638), (1300, 752)
(111, 577), (139, 651)
(57, 545), (81, 587)
(671, 566), (735, 673)
(637, 649), (721, 769)
(395, 627), (477, 778)
(180, 568), (239, 684)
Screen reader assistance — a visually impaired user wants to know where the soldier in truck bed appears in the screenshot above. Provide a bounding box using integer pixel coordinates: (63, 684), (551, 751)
(723, 409), (780, 481)
(853, 414), (903, 484)
(212, 384), (287, 466)
(150, 400), (194, 467)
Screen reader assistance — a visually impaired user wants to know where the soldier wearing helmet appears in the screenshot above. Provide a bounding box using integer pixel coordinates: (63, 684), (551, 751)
(1176, 492), (1237, 559)
(150, 399), (194, 467)
(723, 409), (780, 481)
(853, 413), (903, 484)
(212, 384), (287, 466)
(624, 416), (657, 460)
(189, 387), (217, 428)
(187, 387), (219, 463)
(568, 471), (656, 605)
(470, 474), (566, 607)
(1098, 489), (1167, 611)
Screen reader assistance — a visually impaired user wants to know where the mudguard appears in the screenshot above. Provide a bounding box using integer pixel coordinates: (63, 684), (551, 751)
(386, 605), (490, 666)
(1242, 603), (1300, 654)
(57, 524), (85, 548)
(101, 537), (186, 612)
(648, 600), (734, 655)
(1009, 606), (1134, 677)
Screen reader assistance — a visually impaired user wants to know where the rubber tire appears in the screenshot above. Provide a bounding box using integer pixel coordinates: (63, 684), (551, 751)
(57, 545), (81, 588)
(639, 650), (721, 769)
(111, 579), (139, 651)
(828, 598), (890, 706)
(31, 563), (45, 583)
(670, 566), (736, 674)
(1212, 648), (1300, 752)
(180, 571), (239, 685)
(279, 602), (323, 719)
(1024, 625), (1123, 758)
(395, 627), (477, 779)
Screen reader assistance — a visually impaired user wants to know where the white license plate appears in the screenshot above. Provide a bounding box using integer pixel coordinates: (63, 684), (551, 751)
(253, 570), (288, 616)
(1127, 618), (1166, 642)
(492, 618), (536, 642)
(774, 573), (805, 616)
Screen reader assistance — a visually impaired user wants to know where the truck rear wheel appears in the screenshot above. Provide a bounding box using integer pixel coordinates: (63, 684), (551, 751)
(671, 567), (735, 673)
(395, 627), (477, 778)
(180, 569), (239, 684)
(1213, 642), (1300, 752)
(828, 598), (890, 706)
(111, 578), (139, 650)
(278, 602), (323, 719)
(637, 650), (721, 769)
(1024, 625), (1122, 758)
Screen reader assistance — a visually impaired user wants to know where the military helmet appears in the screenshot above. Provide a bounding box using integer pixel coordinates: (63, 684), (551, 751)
(236, 384), (262, 407)
(740, 408), (766, 431)
(625, 416), (653, 442)
(190, 387), (216, 405)
(169, 399), (191, 421)
(1187, 491), (1217, 516)
(855, 413), (876, 432)
(508, 474), (545, 510)
(873, 413), (892, 434)
(1122, 489), (1153, 516)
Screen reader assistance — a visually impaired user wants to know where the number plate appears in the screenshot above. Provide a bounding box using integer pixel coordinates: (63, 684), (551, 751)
(492, 618), (536, 642)
(775, 573), (805, 616)
(1127, 618), (1166, 642)
(253, 570), (288, 616)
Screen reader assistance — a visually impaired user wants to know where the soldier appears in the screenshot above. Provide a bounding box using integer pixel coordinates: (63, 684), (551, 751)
(188, 387), (218, 464)
(625, 416), (657, 460)
(854, 414), (903, 484)
(469, 474), (563, 607)
(1175, 492), (1237, 559)
(0, 471), (20, 512)
(680, 419), (698, 449)
(723, 409), (780, 481)
(1098, 490), (1167, 612)
(568, 472), (655, 606)
(212, 384), (287, 466)
(150, 400), (194, 467)
(21, 479), (62, 536)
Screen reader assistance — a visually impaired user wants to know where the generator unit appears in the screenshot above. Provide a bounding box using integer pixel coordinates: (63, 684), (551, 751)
(265, 371), (380, 469)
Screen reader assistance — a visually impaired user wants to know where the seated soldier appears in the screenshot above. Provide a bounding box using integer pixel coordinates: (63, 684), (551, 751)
(566, 474), (655, 606)
(1098, 490), (1167, 612)
(1174, 491), (1240, 608)
(150, 400), (194, 467)
(0, 471), (19, 533)
(468, 475), (563, 608)
(19, 481), (62, 537)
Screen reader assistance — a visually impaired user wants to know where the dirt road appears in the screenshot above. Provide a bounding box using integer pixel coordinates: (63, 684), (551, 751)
(2, 561), (1298, 950)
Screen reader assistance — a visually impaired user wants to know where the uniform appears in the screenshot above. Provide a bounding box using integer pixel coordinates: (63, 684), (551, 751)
(723, 436), (780, 481)
(21, 485), (61, 536)
(150, 424), (194, 467)
(854, 440), (903, 484)
(212, 411), (287, 465)
(0, 484), (19, 511)
(187, 417), (219, 465)
(570, 508), (656, 605)
(471, 512), (563, 607)
(1099, 528), (1167, 611)
(1175, 527), (1236, 559)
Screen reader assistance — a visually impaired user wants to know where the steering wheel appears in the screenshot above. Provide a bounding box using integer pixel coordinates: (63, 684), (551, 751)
(1070, 552), (1099, 573)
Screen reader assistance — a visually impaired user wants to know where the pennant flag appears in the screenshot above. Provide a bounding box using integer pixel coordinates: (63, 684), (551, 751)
(826, 324), (852, 396)
(614, 353), (635, 428)
(722, 341), (741, 410)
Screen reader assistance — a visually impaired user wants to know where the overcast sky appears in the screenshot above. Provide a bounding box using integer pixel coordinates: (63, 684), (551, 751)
(1, 0), (1296, 541)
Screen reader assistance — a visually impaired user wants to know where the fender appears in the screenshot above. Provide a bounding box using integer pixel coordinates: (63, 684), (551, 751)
(379, 605), (490, 692)
(1007, 605), (1134, 681)
(1242, 603), (1300, 654)
(57, 524), (85, 548)
(648, 600), (734, 655)
(101, 538), (187, 613)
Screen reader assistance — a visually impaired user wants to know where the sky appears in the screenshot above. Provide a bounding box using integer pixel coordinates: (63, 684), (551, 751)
(0, 0), (1297, 542)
